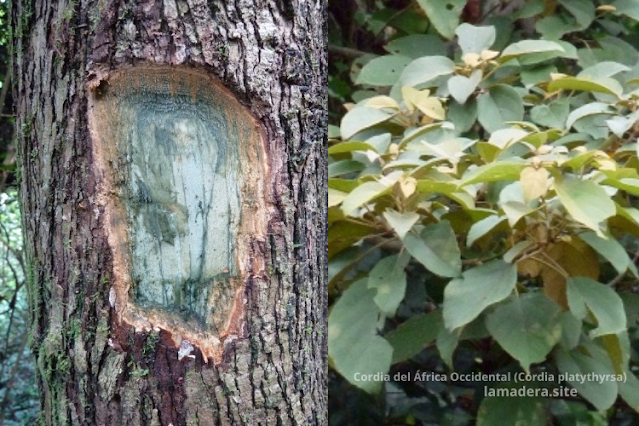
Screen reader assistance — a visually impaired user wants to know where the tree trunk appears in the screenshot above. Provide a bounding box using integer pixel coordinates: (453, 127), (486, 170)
(12, 0), (327, 424)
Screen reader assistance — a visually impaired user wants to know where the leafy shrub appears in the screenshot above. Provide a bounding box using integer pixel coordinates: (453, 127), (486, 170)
(328, 1), (639, 424)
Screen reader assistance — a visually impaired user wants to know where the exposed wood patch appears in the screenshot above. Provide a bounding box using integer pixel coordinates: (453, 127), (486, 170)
(88, 65), (269, 363)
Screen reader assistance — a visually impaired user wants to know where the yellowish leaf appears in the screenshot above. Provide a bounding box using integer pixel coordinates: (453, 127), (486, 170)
(398, 176), (417, 198)
(463, 53), (481, 67)
(366, 96), (400, 110)
(480, 50), (499, 61)
(329, 188), (347, 207)
(520, 166), (549, 202)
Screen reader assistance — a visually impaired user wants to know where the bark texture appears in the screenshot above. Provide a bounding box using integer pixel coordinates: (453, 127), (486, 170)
(12, 0), (327, 423)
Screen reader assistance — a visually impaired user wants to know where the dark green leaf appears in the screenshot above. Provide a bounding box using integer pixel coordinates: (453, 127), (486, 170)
(404, 221), (461, 278)
(477, 85), (524, 133)
(486, 293), (562, 371)
(356, 55), (412, 86)
(329, 279), (393, 393)
(386, 311), (442, 363)
(567, 277), (626, 338)
(443, 260), (517, 330)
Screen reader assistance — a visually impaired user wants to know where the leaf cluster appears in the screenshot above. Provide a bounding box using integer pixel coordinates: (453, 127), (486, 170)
(329, 1), (639, 424)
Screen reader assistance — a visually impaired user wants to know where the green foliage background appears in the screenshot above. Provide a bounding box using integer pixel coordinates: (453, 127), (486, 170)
(0, 0), (38, 423)
(329, 0), (639, 425)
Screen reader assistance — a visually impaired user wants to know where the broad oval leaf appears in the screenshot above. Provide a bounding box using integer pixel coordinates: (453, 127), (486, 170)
(443, 260), (517, 330)
(447, 70), (482, 104)
(403, 221), (461, 278)
(553, 176), (615, 236)
(386, 311), (442, 363)
(328, 279), (393, 394)
(580, 231), (635, 275)
(555, 343), (618, 411)
(460, 161), (527, 186)
(477, 385), (546, 426)
(567, 277), (626, 338)
(383, 209), (420, 240)
(397, 56), (455, 88)
(467, 215), (505, 247)
(486, 293), (562, 371)
(565, 102), (612, 129)
(455, 24), (496, 56)
(368, 253), (411, 316)
(384, 34), (446, 59)
(341, 181), (389, 216)
(340, 107), (395, 140)
(328, 141), (377, 155)
(416, 0), (466, 39)
(477, 85), (524, 133)
(356, 55), (412, 86)
(499, 40), (565, 62)
(547, 76), (623, 97)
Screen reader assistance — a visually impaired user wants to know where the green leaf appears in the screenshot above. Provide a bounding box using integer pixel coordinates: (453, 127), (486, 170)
(499, 40), (565, 62)
(558, 312), (582, 350)
(467, 215), (505, 247)
(619, 370), (639, 413)
(460, 161), (527, 186)
(384, 34), (446, 59)
(486, 293), (562, 371)
(504, 240), (534, 263)
(447, 70), (482, 104)
(368, 254), (410, 316)
(403, 221), (461, 278)
(328, 220), (377, 259)
(386, 311), (442, 363)
(567, 277), (626, 338)
(455, 24), (496, 56)
(477, 385), (546, 426)
(328, 279), (393, 393)
(558, 0), (595, 28)
(341, 181), (389, 216)
(580, 231), (636, 275)
(356, 55), (412, 86)
(547, 76), (623, 97)
(477, 85), (524, 133)
(397, 56), (455, 88)
(578, 61), (631, 79)
(553, 176), (615, 236)
(522, 64), (557, 88)
(448, 98), (478, 134)
(530, 99), (569, 129)
(614, 0), (639, 21)
(341, 107), (394, 140)
(437, 325), (460, 368)
(502, 201), (534, 227)
(328, 141), (377, 155)
(606, 109), (639, 138)
(415, 0), (466, 39)
(555, 343), (618, 411)
(383, 209), (420, 240)
(565, 103), (613, 129)
(443, 260), (517, 330)
(328, 160), (365, 178)
(536, 15), (581, 40)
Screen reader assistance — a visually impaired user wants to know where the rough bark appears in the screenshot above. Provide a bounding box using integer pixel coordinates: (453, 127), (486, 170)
(12, 0), (327, 424)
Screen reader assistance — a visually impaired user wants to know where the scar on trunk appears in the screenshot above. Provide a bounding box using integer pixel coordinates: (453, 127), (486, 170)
(88, 65), (270, 363)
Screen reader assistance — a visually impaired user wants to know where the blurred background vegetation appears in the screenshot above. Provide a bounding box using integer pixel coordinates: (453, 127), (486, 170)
(0, 0), (39, 424)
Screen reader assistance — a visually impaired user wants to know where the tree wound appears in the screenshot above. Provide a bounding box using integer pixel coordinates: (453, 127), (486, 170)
(89, 67), (269, 363)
